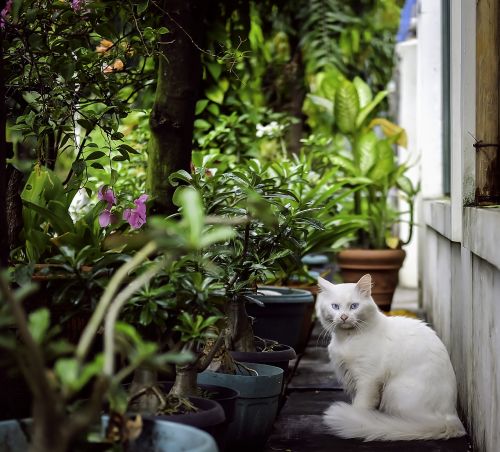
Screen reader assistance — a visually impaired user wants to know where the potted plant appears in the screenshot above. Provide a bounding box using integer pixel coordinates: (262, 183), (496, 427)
(309, 76), (419, 310)
(118, 189), (241, 446)
(171, 155), (323, 362)
(0, 235), (219, 452)
(170, 156), (326, 448)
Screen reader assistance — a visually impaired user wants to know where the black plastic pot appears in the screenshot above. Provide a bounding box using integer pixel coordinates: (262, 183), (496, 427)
(246, 286), (314, 353)
(161, 381), (238, 451)
(154, 396), (225, 441)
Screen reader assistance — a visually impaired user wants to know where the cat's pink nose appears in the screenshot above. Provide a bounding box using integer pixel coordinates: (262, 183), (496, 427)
(340, 314), (348, 322)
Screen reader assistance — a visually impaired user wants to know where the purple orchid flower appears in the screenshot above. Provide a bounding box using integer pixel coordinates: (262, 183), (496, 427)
(71, 0), (85, 11)
(0, 0), (13, 29)
(123, 194), (148, 229)
(97, 186), (117, 228)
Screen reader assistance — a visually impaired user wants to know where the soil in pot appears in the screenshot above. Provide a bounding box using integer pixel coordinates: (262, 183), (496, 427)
(229, 337), (296, 378)
(337, 248), (406, 311)
(198, 362), (283, 451)
(160, 381), (238, 451)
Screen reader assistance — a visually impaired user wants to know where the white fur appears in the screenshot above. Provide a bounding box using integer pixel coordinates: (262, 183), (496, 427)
(316, 275), (466, 441)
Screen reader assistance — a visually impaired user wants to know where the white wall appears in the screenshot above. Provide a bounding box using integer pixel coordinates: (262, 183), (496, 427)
(396, 39), (418, 288)
(419, 1), (500, 451)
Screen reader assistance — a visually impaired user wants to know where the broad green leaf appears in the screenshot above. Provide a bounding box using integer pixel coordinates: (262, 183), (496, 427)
(353, 77), (372, 109)
(369, 140), (395, 183)
(22, 200), (75, 234)
(306, 94), (333, 114)
(356, 130), (378, 175)
(195, 99), (209, 115)
(334, 80), (359, 134)
(179, 188), (204, 248)
(28, 308), (50, 344)
(205, 85), (224, 104)
(355, 90), (388, 128)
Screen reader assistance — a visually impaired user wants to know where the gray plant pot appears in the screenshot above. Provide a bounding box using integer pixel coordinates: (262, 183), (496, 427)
(198, 362), (283, 451)
(0, 417), (219, 452)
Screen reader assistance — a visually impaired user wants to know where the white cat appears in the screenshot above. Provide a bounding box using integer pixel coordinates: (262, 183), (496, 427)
(316, 274), (466, 441)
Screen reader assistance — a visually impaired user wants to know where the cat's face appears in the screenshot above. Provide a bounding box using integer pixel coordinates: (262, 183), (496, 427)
(317, 274), (377, 331)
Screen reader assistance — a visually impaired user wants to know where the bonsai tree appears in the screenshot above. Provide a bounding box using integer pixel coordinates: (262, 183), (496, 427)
(119, 188), (237, 410)
(0, 240), (191, 452)
(170, 154), (324, 354)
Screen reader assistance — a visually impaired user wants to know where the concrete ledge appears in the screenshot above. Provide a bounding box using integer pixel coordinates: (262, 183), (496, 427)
(464, 206), (500, 270)
(424, 199), (453, 240)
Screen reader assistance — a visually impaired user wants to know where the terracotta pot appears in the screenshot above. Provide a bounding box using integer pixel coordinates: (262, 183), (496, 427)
(337, 248), (406, 311)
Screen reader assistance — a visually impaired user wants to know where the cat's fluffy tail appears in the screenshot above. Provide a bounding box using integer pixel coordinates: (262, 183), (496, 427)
(323, 402), (466, 441)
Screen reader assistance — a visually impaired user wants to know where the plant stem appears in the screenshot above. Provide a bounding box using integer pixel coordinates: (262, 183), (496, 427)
(76, 241), (157, 363)
(103, 261), (163, 376)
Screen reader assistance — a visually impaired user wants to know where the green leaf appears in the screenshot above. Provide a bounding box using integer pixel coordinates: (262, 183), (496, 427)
(86, 151), (106, 160)
(137, 0), (149, 14)
(334, 80), (359, 134)
(195, 99), (210, 115)
(118, 144), (140, 155)
(353, 77), (372, 109)
(200, 226), (235, 248)
(28, 308), (50, 344)
(307, 94), (334, 114)
(356, 130), (378, 175)
(179, 188), (204, 248)
(206, 62), (222, 80)
(22, 200), (75, 234)
(369, 140), (395, 183)
(355, 90), (388, 128)
(205, 85), (224, 104)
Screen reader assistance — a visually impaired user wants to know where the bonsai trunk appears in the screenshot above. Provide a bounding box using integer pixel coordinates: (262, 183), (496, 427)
(170, 365), (198, 398)
(128, 367), (165, 415)
(227, 299), (256, 353)
(147, 0), (205, 215)
(30, 398), (71, 452)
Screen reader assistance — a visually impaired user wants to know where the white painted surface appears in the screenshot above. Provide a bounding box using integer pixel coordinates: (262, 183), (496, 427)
(420, 2), (500, 451)
(396, 39), (418, 288)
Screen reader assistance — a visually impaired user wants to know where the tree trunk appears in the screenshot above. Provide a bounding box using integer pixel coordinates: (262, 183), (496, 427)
(147, 0), (205, 215)
(170, 365), (198, 398)
(0, 19), (9, 267)
(30, 396), (71, 452)
(227, 299), (256, 353)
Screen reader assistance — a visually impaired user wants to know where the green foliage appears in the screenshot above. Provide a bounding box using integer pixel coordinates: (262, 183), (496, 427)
(299, 0), (401, 90)
(305, 76), (418, 249)
(4, 0), (161, 189)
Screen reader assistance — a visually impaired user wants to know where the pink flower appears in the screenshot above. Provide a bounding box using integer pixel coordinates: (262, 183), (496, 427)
(98, 209), (118, 228)
(123, 194), (148, 229)
(98, 186), (116, 228)
(98, 186), (116, 208)
(71, 0), (85, 11)
(0, 0), (13, 30)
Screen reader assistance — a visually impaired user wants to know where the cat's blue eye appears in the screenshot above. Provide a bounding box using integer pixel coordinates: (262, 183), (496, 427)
(331, 303), (340, 310)
(350, 303), (359, 310)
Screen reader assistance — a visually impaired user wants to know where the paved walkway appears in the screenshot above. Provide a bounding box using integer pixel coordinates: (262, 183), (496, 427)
(264, 321), (473, 452)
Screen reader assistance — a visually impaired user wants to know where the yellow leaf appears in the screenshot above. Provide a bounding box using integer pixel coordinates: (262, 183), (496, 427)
(386, 236), (400, 249)
(369, 118), (408, 148)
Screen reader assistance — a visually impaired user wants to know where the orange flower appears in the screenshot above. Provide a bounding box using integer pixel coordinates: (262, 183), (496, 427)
(103, 59), (124, 74)
(96, 39), (113, 55)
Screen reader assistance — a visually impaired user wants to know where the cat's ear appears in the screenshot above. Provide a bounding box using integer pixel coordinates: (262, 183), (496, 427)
(317, 276), (335, 292)
(356, 274), (372, 297)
